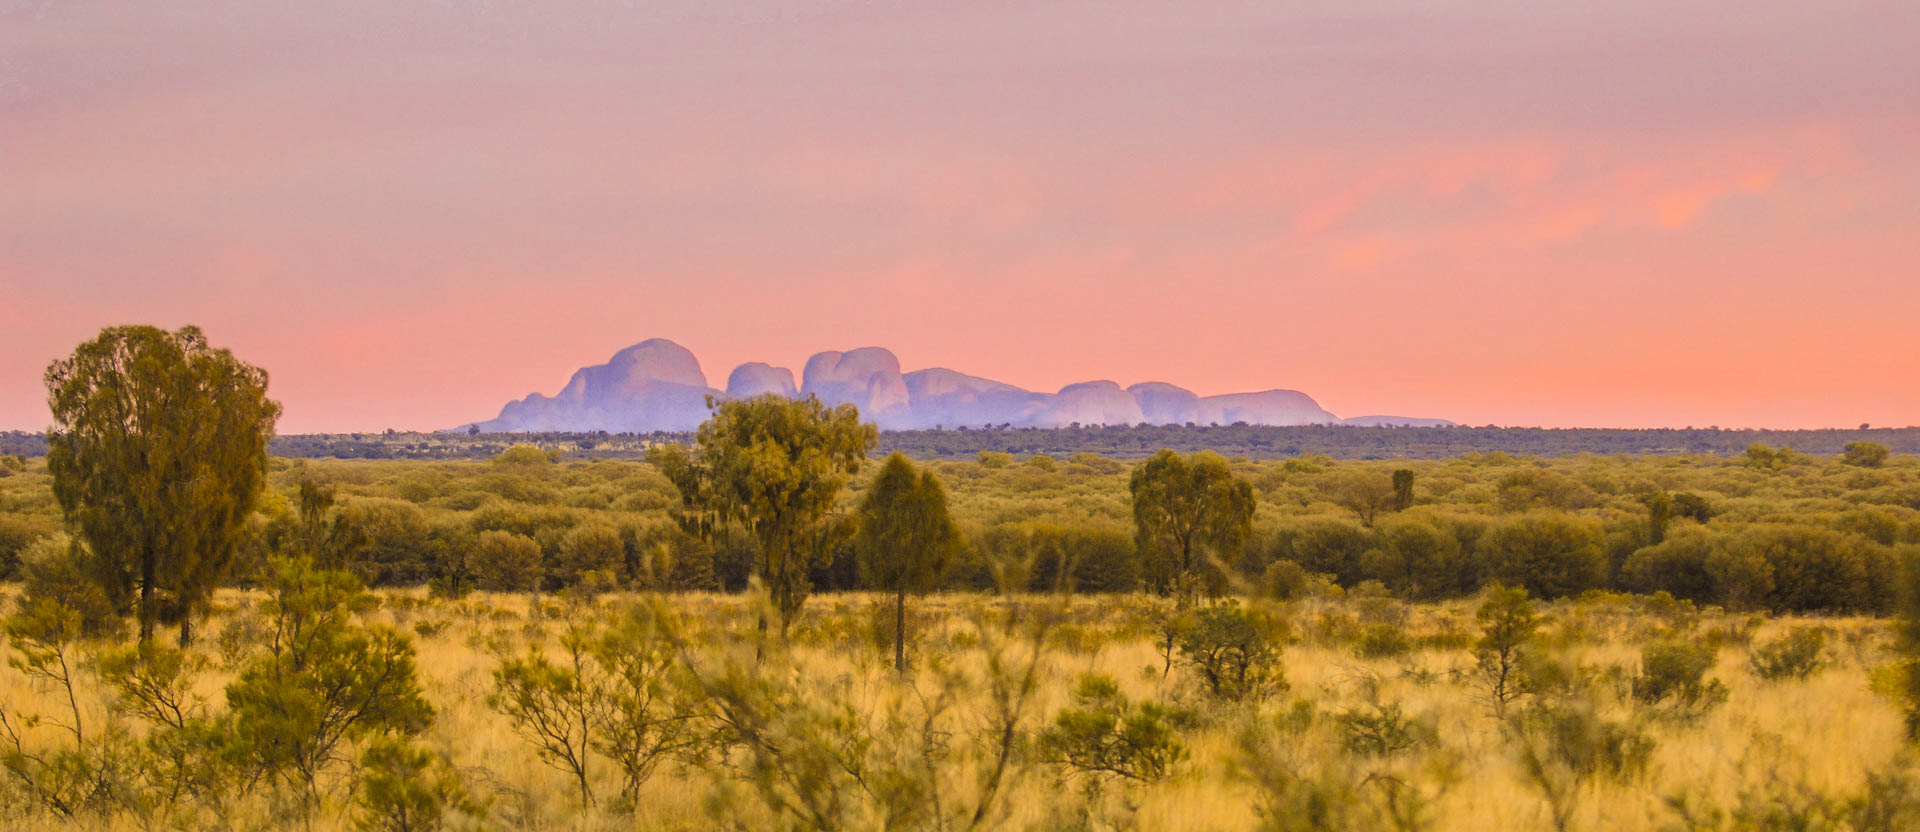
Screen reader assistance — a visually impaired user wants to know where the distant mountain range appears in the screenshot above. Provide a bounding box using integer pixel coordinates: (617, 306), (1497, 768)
(458, 339), (1453, 433)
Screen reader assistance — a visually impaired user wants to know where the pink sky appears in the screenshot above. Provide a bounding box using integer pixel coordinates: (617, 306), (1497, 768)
(3, 0), (1917, 433)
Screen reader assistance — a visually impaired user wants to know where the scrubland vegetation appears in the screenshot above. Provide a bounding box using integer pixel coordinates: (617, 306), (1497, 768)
(4, 327), (1920, 830)
(6, 439), (1920, 830)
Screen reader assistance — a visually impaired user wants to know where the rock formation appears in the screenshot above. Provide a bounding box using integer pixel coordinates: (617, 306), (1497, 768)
(459, 339), (1448, 432)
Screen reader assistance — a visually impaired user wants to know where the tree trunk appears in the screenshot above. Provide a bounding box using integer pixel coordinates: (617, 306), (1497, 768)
(138, 554), (157, 644)
(178, 614), (193, 648)
(894, 588), (907, 674)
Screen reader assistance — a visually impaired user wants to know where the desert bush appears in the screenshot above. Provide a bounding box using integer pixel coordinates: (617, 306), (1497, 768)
(1354, 624), (1412, 659)
(0, 595), (140, 819)
(1482, 514), (1607, 599)
(1363, 517), (1469, 600)
(1632, 640), (1728, 712)
(225, 557), (434, 798)
(1177, 603), (1285, 700)
(1621, 528), (1720, 604)
(1334, 701), (1432, 757)
(552, 524), (626, 590)
(1511, 702), (1656, 832)
(470, 530), (543, 593)
(1748, 626), (1828, 681)
(12, 536), (123, 640)
(352, 738), (481, 832)
(1260, 559), (1312, 600)
(1038, 674), (1189, 787)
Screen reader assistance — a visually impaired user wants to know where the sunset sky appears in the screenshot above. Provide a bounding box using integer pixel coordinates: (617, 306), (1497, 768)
(3, 0), (1917, 433)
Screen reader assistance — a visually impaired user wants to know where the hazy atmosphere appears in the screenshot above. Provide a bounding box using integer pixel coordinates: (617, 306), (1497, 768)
(5, 0), (1918, 432)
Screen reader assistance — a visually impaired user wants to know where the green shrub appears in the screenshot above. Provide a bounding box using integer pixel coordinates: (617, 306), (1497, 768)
(1483, 514), (1608, 599)
(470, 530), (543, 592)
(225, 558), (434, 795)
(353, 738), (480, 832)
(1176, 603), (1285, 701)
(977, 451), (1014, 468)
(1353, 624), (1411, 659)
(1748, 626), (1827, 681)
(1037, 674), (1189, 786)
(1334, 701), (1431, 757)
(1632, 640), (1728, 711)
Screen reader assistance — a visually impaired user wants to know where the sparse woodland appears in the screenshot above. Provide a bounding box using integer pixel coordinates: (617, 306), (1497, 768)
(2, 331), (1919, 830)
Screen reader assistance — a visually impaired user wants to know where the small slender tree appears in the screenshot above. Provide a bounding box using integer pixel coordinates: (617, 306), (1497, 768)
(1644, 491), (1673, 545)
(45, 325), (280, 644)
(649, 394), (876, 639)
(1475, 583), (1540, 717)
(855, 452), (962, 673)
(1391, 469), (1416, 512)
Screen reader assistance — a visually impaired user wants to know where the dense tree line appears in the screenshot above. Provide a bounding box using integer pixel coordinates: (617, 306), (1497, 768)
(8, 440), (1920, 618)
(16, 424), (1920, 463)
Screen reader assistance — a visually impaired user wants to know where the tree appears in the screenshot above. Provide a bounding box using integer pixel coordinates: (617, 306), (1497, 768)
(554, 525), (627, 590)
(1482, 513), (1607, 599)
(1391, 469), (1416, 512)
(291, 473), (366, 571)
(1643, 491), (1673, 545)
(648, 394), (876, 639)
(45, 325), (280, 644)
(1843, 441), (1891, 468)
(1362, 517), (1466, 601)
(1475, 583), (1539, 717)
(1175, 603), (1283, 700)
(1325, 470), (1396, 527)
(854, 452), (962, 672)
(1131, 449), (1255, 606)
(1671, 492), (1715, 523)
(471, 530), (543, 592)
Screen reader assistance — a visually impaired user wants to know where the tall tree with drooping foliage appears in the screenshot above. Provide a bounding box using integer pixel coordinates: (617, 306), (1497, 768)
(44, 325), (280, 644)
(855, 452), (962, 672)
(1130, 449), (1255, 606)
(649, 394), (876, 638)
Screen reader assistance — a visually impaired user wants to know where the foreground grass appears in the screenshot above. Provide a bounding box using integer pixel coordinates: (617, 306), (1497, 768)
(1, 586), (1913, 831)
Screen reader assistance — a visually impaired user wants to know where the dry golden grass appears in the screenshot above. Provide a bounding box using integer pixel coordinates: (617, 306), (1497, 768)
(0, 585), (1912, 831)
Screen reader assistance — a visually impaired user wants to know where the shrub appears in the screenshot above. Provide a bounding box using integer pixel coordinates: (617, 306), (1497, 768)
(553, 524), (626, 590)
(1334, 701), (1431, 757)
(1748, 627), (1827, 681)
(225, 558), (434, 795)
(1511, 702), (1656, 832)
(977, 451), (1014, 468)
(1483, 514), (1608, 599)
(491, 612), (693, 811)
(1843, 441), (1891, 468)
(12, 536), (123, 640)
(1259, 559), (1310, 601)
(353, 738), (480, 832)
(1364, 517), (1467, 600)
(1176, 603), (1285, 700)
(1475, 584), (1540, 717)
(1353, 624), (1411, 659)
(1621, 529), (1720, 604)
(1038, 674), (1189, 786)
(1632, 640), (1728, 711)
(470, 530), (544, 592)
